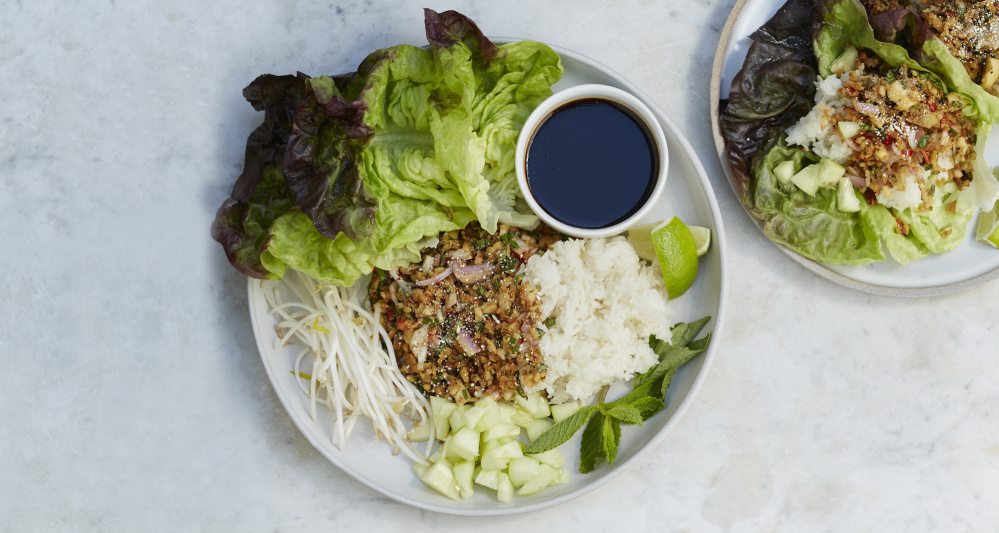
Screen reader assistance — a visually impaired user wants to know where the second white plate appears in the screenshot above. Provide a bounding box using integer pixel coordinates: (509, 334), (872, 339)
(710, 0), (999, 297)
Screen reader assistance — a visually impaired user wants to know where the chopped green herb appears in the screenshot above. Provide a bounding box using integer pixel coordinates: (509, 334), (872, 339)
(918, 135), (929, 148)
(544, 317), (556, 327)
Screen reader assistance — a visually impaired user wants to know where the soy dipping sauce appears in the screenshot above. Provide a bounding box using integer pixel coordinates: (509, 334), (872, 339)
(525, 98), (658, 229)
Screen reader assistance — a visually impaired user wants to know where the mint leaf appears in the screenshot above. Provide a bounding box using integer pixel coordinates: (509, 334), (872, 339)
(629, 396), (665, 420)
(603, 404), (644, 426)
(524, 406), (595, 454)
(603, 415), (620, 464)
(670, 316), (711, 349)
(660, 368), (676, 399)
(657, 333), (711, 374)
(579, 412), (607, 473)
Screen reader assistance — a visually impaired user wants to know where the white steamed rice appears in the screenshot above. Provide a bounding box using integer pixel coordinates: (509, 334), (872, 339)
(523, 236), (673, 404)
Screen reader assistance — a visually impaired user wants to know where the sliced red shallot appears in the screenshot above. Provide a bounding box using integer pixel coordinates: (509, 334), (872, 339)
(415, 266), (452, 287)
(457, 327), (480, 355)
(452, 262), (493, 284)
(853, 101), (879, 115)
(847, 173), (866, 188)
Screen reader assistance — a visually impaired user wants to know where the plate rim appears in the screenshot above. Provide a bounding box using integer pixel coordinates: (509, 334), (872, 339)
(709, 0), (999, 298)
(248, 37), (729, 515)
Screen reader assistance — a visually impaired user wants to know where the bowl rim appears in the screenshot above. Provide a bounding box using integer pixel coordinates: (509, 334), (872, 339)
(515, 83), (670, 238)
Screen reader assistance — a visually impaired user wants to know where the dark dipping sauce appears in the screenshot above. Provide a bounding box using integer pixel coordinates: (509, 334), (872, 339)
(525, 97), (658, 229)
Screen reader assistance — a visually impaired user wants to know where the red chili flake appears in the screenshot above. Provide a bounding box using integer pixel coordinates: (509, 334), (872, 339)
(943, 10), (957, 16)
(396, 320), (408, 331)
(884, 135), (895, 146)
(386, 309), (395, 319)
(928, 101), (937, 112)
(905, 149), (913, 157)
(865, 189), (877, 205)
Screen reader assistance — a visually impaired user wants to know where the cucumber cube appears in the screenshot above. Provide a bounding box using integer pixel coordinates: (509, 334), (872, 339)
(447, 426), (480, 462)
(837, 121), (862, 139)
(550, 400), (582, 423)
(419, 462), (460, 500)
(407, 422), (432, 442)
(773, 160), (795, 186)
(528, 449), (566, 469)
(526, 418), (553, 442)
(496, 473), (515, 503)
(453, 460), (475, 500)
(516, 464), (560, 496)
(448, 404), (468, 433)
(480, 441), (524, 471)
(482, 422), (520, 442)
(837, 177), (861, 213)
(431, 396), (455, 438)
(511, 408), (535, 429)
(791, 164), (821, 196)
(507, 457), (541, 488)
(474, 468), (502, 490)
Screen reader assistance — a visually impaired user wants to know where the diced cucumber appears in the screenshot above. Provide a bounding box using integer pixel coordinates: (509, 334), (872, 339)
(816, 158), (846, 189)
(496, 472), (515, 503)
(773, 160), (795, 187)
(510, 408), (535, 429)
(480, 441), (524, 471)
(507, 457), (541, 488)
(516, 464), (560, 496)
(482, 422), (520, 442)
(550, 400), (581, 423)
(830, 44), (858, 74)
(474, 468), (502, 490)
(528, 449), (566, 469)
(447, 426), (480, 462)
(475, 399), (500, 431)
(453, 460), (475, 500)
(514, 391), (550, 418)
(791, 164), (821, 195)
(431, 396), (455, 438)
(526, 418), (553, 442)
(463, 403), (486, 431)
(552, 468), (570, 486)
(428, 444), (444, 463)
(448, 404), (467, 433)
(837, 121), (862, 139)
(496, 402), (516, 425)
(412, 461), (429, 478)
(481, 438), (502, 457)
(407, 422), (432, 442)
(419, 462), (460, 500)
(531, 393), (551, 419)
(837, 177), (861, 213)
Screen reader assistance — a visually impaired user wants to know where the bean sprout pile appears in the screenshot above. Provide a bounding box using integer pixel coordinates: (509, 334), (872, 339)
(262, 270), (433, 463)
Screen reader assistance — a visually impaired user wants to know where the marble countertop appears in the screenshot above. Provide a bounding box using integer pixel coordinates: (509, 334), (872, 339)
(4, 0), (998, 530)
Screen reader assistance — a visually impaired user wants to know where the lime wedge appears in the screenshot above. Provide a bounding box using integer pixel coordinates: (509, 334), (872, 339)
(651, 217), (698, 299)
(688, 226), (711, 257)
(626, 223), (659, 263)
(977, 204), (999, 249)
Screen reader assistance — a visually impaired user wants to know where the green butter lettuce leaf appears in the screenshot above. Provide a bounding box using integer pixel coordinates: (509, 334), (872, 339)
(212, 10), (563, 286)
(750, 139), (887, 264)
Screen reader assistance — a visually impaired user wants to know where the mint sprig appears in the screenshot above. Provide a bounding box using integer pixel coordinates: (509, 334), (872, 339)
(524, 317), (712, 473)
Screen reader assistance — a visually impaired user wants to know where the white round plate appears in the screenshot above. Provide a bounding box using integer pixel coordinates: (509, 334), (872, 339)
(710, 0), (999, 297)
(248, 39), (728, 515)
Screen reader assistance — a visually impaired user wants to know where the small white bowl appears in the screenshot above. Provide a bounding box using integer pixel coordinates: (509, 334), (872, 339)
(515, 84), (669, 238)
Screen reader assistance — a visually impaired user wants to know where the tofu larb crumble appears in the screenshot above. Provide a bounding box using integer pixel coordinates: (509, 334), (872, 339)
(369, 222), (563, 405)
(837, 52), (978, 212)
